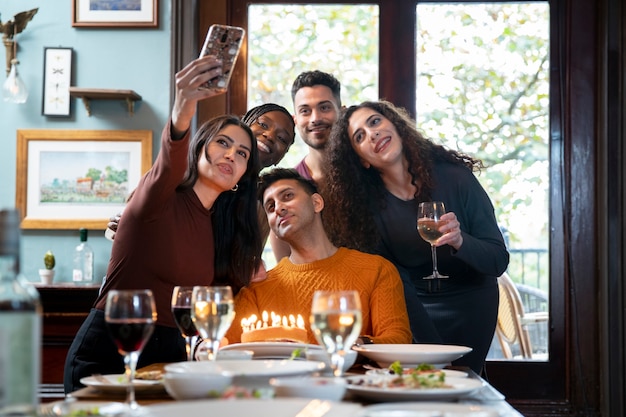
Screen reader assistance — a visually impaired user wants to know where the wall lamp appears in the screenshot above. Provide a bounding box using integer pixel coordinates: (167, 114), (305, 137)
(1, 8), (38, 103)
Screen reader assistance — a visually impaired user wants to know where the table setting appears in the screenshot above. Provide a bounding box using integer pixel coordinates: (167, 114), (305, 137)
(41, 287), (522, 416)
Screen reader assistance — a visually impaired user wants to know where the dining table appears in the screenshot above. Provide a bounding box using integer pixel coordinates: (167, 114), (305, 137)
(43, 361), (524, 417)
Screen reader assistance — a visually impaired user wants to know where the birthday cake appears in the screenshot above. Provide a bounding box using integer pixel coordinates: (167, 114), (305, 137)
(240, 311), (308, 344)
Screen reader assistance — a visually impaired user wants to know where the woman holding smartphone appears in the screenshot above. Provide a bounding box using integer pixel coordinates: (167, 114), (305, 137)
(64, 55), (264, 393)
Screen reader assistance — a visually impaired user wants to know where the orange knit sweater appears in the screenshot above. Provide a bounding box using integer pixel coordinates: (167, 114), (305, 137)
(225, 247), (412, 345)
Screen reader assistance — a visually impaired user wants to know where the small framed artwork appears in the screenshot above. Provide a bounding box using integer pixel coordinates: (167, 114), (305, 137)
(72, 0), (158, 28)
(42, 47), (73, 117)
(15, 129), (153, 230)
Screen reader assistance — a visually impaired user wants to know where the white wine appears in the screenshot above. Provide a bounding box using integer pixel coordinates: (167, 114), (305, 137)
(418, 218), (443, 244)
(311, 310), (362, 352)
(193, 300), (235, 341)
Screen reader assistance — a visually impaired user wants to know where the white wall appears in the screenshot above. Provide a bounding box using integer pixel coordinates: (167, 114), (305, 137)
(0, 0), (172, 283)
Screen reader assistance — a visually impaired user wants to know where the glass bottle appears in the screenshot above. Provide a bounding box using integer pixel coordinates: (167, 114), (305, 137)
(72, 228), (94, 285)
(0, 209), (41, 416)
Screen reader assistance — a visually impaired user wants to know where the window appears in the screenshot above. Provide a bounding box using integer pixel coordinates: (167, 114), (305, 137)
(223, 0), (565, 400)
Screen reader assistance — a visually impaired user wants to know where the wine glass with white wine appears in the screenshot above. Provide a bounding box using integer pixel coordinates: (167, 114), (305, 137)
(191, 286), (235, 361)
(417, 201), (449, 280)
(105, 289), (156, 411)
(310, 290), (362, 377)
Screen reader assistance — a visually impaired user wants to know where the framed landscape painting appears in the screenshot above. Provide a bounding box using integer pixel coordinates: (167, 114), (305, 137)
(16, 129), (153, 230)
(72, 0), (158, 28)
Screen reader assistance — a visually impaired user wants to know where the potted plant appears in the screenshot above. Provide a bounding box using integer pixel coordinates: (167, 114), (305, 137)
(39, 250), (55, 284)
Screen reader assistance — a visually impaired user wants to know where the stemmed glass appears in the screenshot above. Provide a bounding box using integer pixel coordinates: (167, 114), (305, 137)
(171, 286), (200, 361)
(310, 290), (362, 377)
(105, 289), (156, 411)
(417, 201), (449, 280)
(191, 286), (235, 361)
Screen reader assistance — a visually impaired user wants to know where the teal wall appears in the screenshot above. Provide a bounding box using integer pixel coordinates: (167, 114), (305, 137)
(0, 1), (172, 284)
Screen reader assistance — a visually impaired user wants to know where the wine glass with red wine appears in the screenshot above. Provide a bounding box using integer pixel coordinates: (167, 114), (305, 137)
(105, 289), (156, 410)
(417, 201), (449, 280)
(171, 286), (200, 361)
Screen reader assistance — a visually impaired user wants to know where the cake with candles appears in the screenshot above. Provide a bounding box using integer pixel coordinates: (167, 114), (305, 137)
(240, 311), (308, 344)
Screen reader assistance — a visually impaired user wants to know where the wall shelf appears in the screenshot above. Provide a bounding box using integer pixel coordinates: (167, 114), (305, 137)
(69, 87), (142, 116)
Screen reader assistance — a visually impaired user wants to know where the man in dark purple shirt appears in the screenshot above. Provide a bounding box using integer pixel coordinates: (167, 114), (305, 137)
(269, 71), (343, 260)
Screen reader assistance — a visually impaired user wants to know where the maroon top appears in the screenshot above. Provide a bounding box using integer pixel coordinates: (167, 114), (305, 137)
(95, 121), (215, 328)
(294, 158), (313, 180)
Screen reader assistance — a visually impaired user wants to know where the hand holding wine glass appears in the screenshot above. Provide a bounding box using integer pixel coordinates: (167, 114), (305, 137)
(417, 201), (449, 280)
(105, 289), (156, 411)
(171, 286), (200, 361)
(191, 286), (235, 361)
(310, 290), (362, 377)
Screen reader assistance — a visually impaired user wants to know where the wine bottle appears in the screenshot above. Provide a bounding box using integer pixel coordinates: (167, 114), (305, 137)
(72, 228), (94, 284)
(0, 209), (42, 416)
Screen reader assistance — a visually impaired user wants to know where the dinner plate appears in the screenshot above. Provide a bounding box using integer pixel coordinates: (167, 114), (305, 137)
(359, 402), (500, 416)
(145, 398), (363, 417)
(353, 344), (473, 367)
(40, 401), (128, 416)
(164, 359), (325, 388)
(79, 374), (164, 393)
(220, 342), (323, 359)
(345, 376), (483, 402)
(365, 368), (468, 379)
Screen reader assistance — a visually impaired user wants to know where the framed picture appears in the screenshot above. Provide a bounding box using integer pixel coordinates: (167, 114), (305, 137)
(72, 0), (158, 28)
(42, 47), (73, 117)
(16, 129), (153, 230)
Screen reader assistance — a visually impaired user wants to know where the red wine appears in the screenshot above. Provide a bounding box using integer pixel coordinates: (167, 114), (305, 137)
(106, 319), (154, 354)
(172, 306), (200, 338)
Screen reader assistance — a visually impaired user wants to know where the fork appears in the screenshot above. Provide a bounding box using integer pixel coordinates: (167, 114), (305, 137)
(294, 399), (332, 417)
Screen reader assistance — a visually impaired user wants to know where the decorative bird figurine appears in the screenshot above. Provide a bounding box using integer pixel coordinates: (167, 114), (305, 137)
(0, 8), (38, 40)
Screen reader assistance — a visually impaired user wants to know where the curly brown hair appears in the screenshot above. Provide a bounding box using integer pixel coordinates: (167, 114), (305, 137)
(321, 100), (482, 253)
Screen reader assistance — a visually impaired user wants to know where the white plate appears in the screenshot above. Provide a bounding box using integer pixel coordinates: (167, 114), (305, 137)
(220, 342), (323, 359)
(145, 398), (363, 417)
(79, 374), (164, 393)
(165, 359), (325, 388)
(365, 368), (468, 379)
(353, 344), (472, 367)
(359, 402), (500, 416)
(345, 376), (483, 402)
(40, 401), (129, 416)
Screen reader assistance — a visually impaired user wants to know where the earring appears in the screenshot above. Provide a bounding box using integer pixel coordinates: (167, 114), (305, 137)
(231, 184), (239, 192)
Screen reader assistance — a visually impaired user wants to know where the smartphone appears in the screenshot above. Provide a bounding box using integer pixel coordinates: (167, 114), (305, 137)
(198, 24), (246, 92)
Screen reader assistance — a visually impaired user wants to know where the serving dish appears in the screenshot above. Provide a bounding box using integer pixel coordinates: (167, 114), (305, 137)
(79, 374), (164, 393)
(352, 344), (472, 367)
(345, 375), (483, 402)
(220, 342), (322, 359)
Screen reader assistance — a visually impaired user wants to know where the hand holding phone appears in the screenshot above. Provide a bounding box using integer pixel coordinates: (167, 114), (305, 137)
(198, 24), (245, 92)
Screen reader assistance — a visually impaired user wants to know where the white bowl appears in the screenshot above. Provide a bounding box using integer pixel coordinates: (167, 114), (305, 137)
(162, 372), (232, 400)
(216, 349), (254, 361)
(305, 349), (358, 375)
(270, 376), (347, 401)
(352, 344), (472, 368)
(164, 359), (324, 389)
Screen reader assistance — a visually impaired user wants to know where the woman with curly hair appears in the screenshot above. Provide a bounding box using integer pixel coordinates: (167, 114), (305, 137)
(322, 100), (509, 373)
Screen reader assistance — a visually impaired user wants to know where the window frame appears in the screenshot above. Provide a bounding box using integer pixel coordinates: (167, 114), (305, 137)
(231, 0), (564, 400)
(179, 0), (608, 413)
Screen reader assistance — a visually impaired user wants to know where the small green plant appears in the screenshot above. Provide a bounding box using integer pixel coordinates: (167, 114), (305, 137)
(43, 250), (55, 270)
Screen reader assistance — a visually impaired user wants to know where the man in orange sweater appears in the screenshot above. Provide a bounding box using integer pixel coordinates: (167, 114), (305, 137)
(225, 168), (413, 345)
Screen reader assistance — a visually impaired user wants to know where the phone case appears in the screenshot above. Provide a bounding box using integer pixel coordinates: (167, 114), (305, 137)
(198, 24), (246, 92)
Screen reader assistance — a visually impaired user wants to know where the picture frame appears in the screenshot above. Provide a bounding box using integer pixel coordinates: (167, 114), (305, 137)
(16, 129), (153, 230)
(42, 47), (73, 117)
(72, 0), (158, 28)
